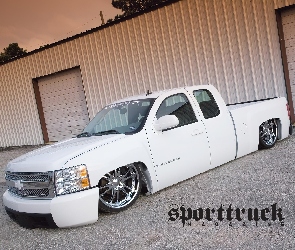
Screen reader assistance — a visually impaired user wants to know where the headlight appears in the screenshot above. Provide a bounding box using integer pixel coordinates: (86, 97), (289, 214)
(54, 165), (90, 196)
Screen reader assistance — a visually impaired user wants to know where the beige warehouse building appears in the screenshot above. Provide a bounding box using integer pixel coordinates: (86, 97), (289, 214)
(1, 0), (295, 147)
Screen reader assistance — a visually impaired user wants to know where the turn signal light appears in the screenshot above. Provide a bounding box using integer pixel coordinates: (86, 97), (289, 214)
(81, 178), (90, 188)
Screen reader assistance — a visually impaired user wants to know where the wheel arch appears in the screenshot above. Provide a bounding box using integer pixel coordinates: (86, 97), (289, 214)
(97, 161), (154, 195)
(135, 161), (154, 195)
(258, 117), (282, 140)
(258, 118), (279, 149)
(96, 160), (155, 213)
(257, 118), (283, 140)
(275, 118), (283, 140)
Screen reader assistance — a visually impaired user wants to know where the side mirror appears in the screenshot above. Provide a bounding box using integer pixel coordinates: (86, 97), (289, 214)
(154, 115), (179, 131)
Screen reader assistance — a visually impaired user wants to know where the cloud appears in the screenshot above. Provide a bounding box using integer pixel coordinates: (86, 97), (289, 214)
(0, 25), (35, 51)
(0, 0), (122, 52)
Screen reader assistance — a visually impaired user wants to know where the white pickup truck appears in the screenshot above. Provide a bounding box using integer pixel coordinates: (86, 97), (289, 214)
(3, 85), (292, 228)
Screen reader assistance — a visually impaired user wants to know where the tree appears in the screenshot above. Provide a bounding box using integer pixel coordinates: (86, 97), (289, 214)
(0, 43), (27, 63)
(112, 0), (170, 16)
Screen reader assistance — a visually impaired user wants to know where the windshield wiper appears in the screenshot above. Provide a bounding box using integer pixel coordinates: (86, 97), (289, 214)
(92, 130), (120, 136)
(76, 132), (92, 138)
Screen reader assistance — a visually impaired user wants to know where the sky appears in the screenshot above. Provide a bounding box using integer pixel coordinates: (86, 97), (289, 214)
(0, 0), (122, 52)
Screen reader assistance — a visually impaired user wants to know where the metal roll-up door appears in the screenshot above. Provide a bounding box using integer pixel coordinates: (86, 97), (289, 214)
(282, 7), (295, 114)
(38, 68), (89, 142)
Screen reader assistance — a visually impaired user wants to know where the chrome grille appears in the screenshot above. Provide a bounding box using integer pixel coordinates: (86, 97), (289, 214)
(5, 172), (49, 182)
(9, 187), (49, 197)
(5, 171), (55, 199)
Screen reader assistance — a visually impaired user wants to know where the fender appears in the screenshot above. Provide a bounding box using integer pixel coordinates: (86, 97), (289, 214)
(230, 97), (290, 158)
(63, 131), (159, 193)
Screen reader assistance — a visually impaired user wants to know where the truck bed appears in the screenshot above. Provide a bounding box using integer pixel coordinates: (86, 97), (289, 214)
(227, 97), (289, 159)
(226, 97), (278, 111)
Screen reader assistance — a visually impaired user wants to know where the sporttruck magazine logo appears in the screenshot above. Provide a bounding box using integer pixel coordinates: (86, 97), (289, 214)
(168, 203), (285, 227)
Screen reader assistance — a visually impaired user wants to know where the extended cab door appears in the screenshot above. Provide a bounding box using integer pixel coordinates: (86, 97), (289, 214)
(145, 90), (210, 190)
(185, 86), (236, 168)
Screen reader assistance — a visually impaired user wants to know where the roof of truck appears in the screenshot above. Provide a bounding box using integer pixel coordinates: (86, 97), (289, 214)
(110, 87), (181, 104)
(110, 84), (213, 105)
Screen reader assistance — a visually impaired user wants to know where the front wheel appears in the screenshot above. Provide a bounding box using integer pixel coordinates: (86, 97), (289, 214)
(259, 119), (277, 149)
(98, 164), (142, 213)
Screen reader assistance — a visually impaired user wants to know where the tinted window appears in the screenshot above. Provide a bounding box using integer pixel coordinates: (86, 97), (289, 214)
(156, 93), (197, 127)
(193, 89), (220, 119)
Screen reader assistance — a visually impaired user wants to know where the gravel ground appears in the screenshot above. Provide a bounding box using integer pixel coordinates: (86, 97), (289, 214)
(1, 136), (295, 250)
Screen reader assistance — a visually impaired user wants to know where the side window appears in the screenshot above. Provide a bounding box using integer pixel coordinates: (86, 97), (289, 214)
(193, 89), (220, 119)
(156, 93), (197, 127)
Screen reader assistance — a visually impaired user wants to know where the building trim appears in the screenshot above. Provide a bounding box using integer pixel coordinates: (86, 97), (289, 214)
(276, 6), (295, 123)
(32, 79), (49, 143)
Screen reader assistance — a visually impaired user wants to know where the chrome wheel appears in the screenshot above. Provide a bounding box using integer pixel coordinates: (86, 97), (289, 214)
(259, 119), (277, 148)
(98, 164), (141, 212)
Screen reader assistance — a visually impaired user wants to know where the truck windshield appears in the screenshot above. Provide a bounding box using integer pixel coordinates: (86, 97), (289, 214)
(82, 98), (155, 135)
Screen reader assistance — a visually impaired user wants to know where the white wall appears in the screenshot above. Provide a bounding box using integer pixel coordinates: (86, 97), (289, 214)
(1, 0), (295, 147)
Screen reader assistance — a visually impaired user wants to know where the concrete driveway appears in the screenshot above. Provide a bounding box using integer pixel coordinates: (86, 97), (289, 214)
(0, 136), (295, 249)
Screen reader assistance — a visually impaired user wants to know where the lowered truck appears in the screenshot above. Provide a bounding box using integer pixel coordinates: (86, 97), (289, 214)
(3, 85), (292, 228)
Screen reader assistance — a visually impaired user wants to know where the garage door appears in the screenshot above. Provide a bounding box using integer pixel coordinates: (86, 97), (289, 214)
(38, 68), (89, 142)
(282, 7), (295, 113)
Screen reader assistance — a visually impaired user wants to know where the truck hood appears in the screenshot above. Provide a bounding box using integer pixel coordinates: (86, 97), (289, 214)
(6, 134), (125, 173)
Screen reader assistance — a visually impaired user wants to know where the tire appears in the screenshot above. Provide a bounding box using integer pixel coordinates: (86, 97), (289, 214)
(98, 163), (142, 213)
(259, 119), (278, 149)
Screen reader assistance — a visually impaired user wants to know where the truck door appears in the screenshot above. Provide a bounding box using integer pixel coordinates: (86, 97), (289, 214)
(146, 91), (210, 190)
(186, 87), (236, 168)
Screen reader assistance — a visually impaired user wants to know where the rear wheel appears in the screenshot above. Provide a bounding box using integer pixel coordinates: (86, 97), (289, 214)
(259, 119), (277, 149)
(98, 164), (142, 213)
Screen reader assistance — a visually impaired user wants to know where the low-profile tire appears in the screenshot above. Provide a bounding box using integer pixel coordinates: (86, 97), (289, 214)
(98, 163), (142, 213)
(259, 119), (277, 149)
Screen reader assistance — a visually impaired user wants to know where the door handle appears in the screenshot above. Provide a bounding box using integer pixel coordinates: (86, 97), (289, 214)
(192, 129), (203, 136)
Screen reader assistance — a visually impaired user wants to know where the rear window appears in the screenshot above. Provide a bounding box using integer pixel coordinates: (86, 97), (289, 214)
(193, 90), (220, 119)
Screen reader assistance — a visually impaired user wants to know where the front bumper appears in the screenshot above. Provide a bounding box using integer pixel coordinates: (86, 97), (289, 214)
(3, 188), (100, 228)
